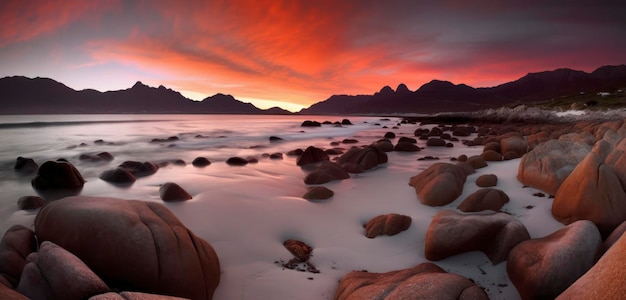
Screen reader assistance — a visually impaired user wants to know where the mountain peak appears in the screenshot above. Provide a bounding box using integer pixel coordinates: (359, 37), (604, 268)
(132, 81), (148, 89)
(396, 83), (411, 94)
(378, 85), (395, 95)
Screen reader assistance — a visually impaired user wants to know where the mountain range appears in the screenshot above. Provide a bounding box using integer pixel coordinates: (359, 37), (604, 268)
(1, 65), (625, 115)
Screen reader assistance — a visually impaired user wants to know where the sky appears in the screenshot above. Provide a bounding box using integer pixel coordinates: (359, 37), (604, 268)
(1, 1), (625, 112)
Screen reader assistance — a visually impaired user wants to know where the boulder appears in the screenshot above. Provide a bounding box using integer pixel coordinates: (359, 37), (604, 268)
(334, 263), (488, 300)
(191, 157), (211, 167)
(557, 226), (626, 299)
(363, 214), (412, 238)
(296, 146), (329, 166)
(283, 239), (313, 261)
(408, 163), (467, 206)
(394, 142), (420, 152)
(99, 168), (136, 185)
(14, 157), (38, 174)
(302, 186), (334, 200)
(500, 135), (528, 157)
(426, 138), (446, 147)
(457, 188), (509, 212)
(502, 151), (520, 160)
(159, 182), (192, 202)
(269, 136), (283, 142)
(226, 157), (248, 166)
(336, 146), (387, 172)
(17, 241), (111, 300)
(384, 132), (396, 139)
(508, 220), (602, 300)
(476, 174), (497, 187)
(603, 221), (626, 252)
(464, 155), (487, 169)
(342, 138), (359, 144)
(304, 162), (350, 184)
(31, 160), (85, 190)
(481, 150), (502, 161)
(425, 210), (530, 264)
(301, 120), (321, 127)
(552, 140), (626, 234)
(517, 139), (591, 195)
(118, 161), (159, 176)
(34, 196), (221, 299)
(398, 136), (417, 144)
(371, 139), (394, 152)
(341, 119), (353, 125)
(269, 153), (283, 159)
(286, 148), (304, 156)
(0, 225), (36, 288)
(17, 196), (47, 210)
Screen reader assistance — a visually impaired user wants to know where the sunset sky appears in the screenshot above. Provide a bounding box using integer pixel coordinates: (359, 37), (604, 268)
(1, 1), (625, 112)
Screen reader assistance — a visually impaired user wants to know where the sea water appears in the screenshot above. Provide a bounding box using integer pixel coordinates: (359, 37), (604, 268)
(0, 114), (413, 230)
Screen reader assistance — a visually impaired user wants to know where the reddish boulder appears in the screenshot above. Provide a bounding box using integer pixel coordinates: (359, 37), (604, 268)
(518, 139), (591, 195)
(0, 284), (28, 300)
(17, 241), (110, 300)
(296, 146), (329, 166)
(500, 135), (528, 157)
(457, 188), (509, 212)
(34, 196), (221, 299)
(557, 226), (626, 299)
(336, 146), (387, 172)
(508, 220), (602, 300)
(31, 160), (85, 190)
(0, 225), (36, 288)
(394, 142), (420, 152)
(408, 163), (467, 206)
(476, 174), (497, 187)
(372, 139), (394, 152)
(363, 214), (412, 238)
(159, 182), (192, 202)
(552, 140), (626, 234)
(481, 150), (502, 161)
(304, 162), (350, 184)
(334, 263), (488, 300)
(425, 210), (529, 264)
(283, 239), (313, 261)
(99, 168), (136, 185)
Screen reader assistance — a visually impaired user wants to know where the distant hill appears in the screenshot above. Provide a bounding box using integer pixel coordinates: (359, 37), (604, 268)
(0, 77), (291, 115)
(300, 65), (626, 114)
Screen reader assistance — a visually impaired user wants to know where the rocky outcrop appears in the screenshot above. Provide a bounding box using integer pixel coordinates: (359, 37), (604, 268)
(508, 220), (602, 300)
(159, 182), (192, 202)
(425, 210), (529, 264)
(552, 139), (626, 234)
(517, 138), (591, 195)
(363, 214), (412, 238)
(408, 163), (468, 206)
(31, 160), (85, 190)
(457, 188), (509, 212)
(302, 186), (334, 200)
(334, 263), (488, 300)
(34, 196), (221, 299)
(0, 225), (36, 288)
(556, 226), (626, 299)
(336, 146), (387, 173)
(296, 146), (329, 166)
(304, 162), (350, 184)
(17, 241), (111, 300)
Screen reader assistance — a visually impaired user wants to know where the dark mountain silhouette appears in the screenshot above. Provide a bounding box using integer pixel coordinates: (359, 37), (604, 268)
(300, 65), (626, 114)
(0, 77), (291, 114)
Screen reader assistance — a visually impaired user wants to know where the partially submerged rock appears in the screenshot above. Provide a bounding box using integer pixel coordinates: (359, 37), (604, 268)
(302, 186), (334, 200)
(17, 196), (47, 210)
(304, 162), (350, 184)
(159, 182), (192, 202)
(31, 160), (85, 190)
(336, 146), (387, 173)
(334, 263), (488, 300)
(296, 146), (329, 166)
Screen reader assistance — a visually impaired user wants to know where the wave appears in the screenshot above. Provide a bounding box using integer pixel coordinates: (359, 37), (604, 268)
(0, 119), (168, 129)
